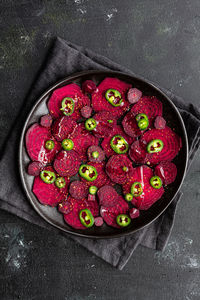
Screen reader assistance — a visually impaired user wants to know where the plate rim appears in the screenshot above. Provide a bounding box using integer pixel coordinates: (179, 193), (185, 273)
(19, 70), (189, 239)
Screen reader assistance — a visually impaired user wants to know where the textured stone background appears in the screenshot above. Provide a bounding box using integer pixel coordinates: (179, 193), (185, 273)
(0, 1), (200, 299)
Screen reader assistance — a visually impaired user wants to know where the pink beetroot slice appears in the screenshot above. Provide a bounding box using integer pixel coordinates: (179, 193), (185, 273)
(63, 196), (98, 229)
(87, 145), (105, 163)
(94, 217), (104, 227)
(101, 125), (135, 157)
(58, 200), (73, 215)
(93, 111), (117, 138)
(68, 123), (98, 160)
(100, 196), (129, 228)
(33, 166), (69, 207)
(122, 111), (144, 138)
(52, 116), (76, 141)
(69, 181), (88, 200)
(106, 154), (134, 184)
(27, 161), (43, 176)
(26, 123), (60, 165)
(129, 140), (147, 164)
(141, 127), (182, 165)
(131, 96), (163, 126)
(53, 150), (81, 177)
(129, 208), (140, 219)
(40, 114), (53, 128)
(82, 80), (97, 94)
(155, 161), (177, 185)
(123, 165), (164, 210)
(48, 83), (90, 120)
(127, 88), (142, 104)
(80, 162), (111, 188)
(154, 116), (166, 129)
(92, 77), (131, 118)
(97, 185), (120, 207)
(63, 200), (88, 229)
(80, 106), (92, 118)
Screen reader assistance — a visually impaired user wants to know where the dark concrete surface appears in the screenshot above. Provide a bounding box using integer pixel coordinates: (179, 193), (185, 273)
(0, 1), (200, 299)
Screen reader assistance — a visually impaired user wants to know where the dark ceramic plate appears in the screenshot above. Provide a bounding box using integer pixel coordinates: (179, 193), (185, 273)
(19, 70), (188, 239)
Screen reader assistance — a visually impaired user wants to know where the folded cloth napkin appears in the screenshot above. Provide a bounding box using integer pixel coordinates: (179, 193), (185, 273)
(0, 37), (200, 270)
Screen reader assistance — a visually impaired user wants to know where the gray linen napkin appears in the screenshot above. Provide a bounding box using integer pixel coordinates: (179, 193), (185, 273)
(0, 37), (200, 270)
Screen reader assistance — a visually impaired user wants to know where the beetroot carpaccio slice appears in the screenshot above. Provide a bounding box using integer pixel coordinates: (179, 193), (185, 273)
(80, 106), (92, 118)
(69, 181), (88, 200)
(87, 145), (105, 163)
(53, 150), (81, 177)
(48, 83), (90, 120)
(123, 165), (164, 210)
(63, 198), (89, 229)
(68, 123), (98, 160)
(94, 217), (104, 227)
(154, 116), (166, 129)
(58, 199), (73, 215)
(101, 125), (135, 157)
(26, 123), (61, 165)
(92, 78), (131, 118)
(93, 111), (117, 138)
(40, 114), (53, 128)
(141, 127), (182, 165)
(106, 155), (134, 184)
(63, 196), (98, 229)
(100, 196), (129, 228)
(97, 185), (120, 207)
(131, 96), (163, 125)
(32, 166), (69, 207)
(27, 161), (43, 176)
(80, 162), (111, 188)
(122, 111), (143, 138)
(129, 140), (147, 164)
(155, 161), (177, 185)
(52, 116), (76, 141)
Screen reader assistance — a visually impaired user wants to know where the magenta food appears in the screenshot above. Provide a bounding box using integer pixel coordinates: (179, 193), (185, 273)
(106, 154), (134, 184)
(81, 162), (111, 188)
(68, 123), (98, 160)
(81, 106), (92, 118)
(69, 181), (88, 200)
(82, 80), (97, 94)
(53, 150), (81, 177)
(127, 88), (142, 104)
(155, 161), (177, 185)
(100, 197), (129, 228)
(48, 83), (90, 120)
(87, 145), (105, 163)
(33, 166), (69, 207)
(154, 116), (166, 129)
(92, 77), (131, 118)
(101, 125), (135, 157)
(25, 76), (182, 230)
(97, 185), (119, 207)
(27, 161), (43, 176)
(40, 114), (53, 128)
(93, 111), (117, 138)
(129, 208), (140, 219)
(52, 116), (76, 141)
(26, 123), (61, 165)
(123, 165), (164, 210)
(131, 96), (163, 125)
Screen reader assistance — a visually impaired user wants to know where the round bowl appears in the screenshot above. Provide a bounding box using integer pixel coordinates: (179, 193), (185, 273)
(19, 70), (188, 239)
